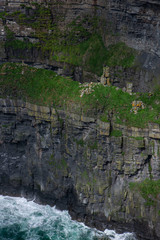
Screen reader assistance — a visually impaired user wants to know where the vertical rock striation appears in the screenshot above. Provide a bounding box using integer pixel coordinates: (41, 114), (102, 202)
(0, 99), (160, 239)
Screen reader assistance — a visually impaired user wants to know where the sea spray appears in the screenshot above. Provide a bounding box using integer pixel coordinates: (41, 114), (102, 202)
(0, 195), (136, 240)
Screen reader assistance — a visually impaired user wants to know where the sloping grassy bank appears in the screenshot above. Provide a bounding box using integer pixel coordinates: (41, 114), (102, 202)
(0, 62), (160, 128)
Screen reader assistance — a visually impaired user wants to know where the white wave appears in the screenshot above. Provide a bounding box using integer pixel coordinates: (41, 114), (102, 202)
(104, 229), (137, 240)
(0, 195), (137, 240)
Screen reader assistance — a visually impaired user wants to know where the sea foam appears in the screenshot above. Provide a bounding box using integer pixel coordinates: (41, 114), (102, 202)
(0, 195), (136, 240)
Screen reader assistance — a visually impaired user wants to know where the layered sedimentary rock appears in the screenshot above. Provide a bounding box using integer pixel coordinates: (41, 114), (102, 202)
(1, 1), (160, 238)
(1, 0), (160, 91)
(0, 98), (160, 240)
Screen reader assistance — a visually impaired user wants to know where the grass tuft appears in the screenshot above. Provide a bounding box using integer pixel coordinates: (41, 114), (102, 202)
(110, 130), (123, 137)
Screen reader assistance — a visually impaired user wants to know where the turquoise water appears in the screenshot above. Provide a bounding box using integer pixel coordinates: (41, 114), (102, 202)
(0, 195), (137, 240)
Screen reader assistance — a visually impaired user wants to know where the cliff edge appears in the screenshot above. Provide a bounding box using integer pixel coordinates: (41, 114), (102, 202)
(0, 97), (160, 239)
(1, 0), (160, 91)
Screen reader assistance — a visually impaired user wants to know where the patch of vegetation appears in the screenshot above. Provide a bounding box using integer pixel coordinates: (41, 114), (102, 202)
(0, 12), (7, 19)
(76, 139), (85, 147)
(87, 141), (98, 150)
(61, 158), (68, 169)
(5, 26), (35, 51)
(5, 27), (15, 40)
(129, 136), (144, 141)
(129, 178), (160, 206)
(5, 38), (34, 50)
(99, 113), (109, 123)
(1, 63), (160, 128)
(0, 62), (80, 108)
(106, 42), (135, 68)
(1, 124), (11, 128)
(52, 34), (109, 76)
(3, 2), (136, 76)
(82, 170), (89, 180)
(148, 162), (153, 180)
(80, 82), (135, 119)
(110, 130), (123, 137)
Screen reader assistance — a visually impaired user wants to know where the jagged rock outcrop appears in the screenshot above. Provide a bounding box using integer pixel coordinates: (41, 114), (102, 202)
(1, 0), (160, 91)
(0, 98), (160, 240)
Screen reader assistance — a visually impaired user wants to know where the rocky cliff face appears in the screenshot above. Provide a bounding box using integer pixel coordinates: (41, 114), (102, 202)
(0, 98), (160, 240)
(1, 1), (160, 238)
(1, 0), (160, 91)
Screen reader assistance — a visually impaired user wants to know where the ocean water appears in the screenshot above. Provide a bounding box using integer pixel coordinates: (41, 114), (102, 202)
(0, 195), (137, 240)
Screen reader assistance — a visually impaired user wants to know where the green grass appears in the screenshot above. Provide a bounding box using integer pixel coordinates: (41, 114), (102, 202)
(0, 62), (80, 108)
(1, 63), (160, 128)
(129, 179), (160, 206)
(106, 42), (135, 68)
(2, 3), (136, 76)
(5, 39), (35, 50)
(5, 26), (35, 51)
(0, 12), (6, 19)
(129, 136), (144, 140)
(52, 34), (109, 76)
(100, 114), (109, 123)
(110, 130), (123, 137)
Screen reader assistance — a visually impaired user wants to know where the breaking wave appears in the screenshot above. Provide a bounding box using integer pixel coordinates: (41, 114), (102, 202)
(0, 195), (137, 240)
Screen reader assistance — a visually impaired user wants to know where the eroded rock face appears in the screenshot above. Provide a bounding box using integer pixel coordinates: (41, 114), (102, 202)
(1, 0), (160, 91)
(0, 99), (160, 240)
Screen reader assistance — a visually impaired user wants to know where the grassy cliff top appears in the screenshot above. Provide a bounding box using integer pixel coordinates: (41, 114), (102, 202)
(0, 62), (160, 128)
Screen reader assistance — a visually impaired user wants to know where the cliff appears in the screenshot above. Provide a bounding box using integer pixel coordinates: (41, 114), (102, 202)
(1, 0), (160, 91)
(1, 1), (160, 239)
(0, 98), (160, 240)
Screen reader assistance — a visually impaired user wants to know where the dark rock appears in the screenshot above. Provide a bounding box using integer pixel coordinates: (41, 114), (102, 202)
(0, 99), (160, 239)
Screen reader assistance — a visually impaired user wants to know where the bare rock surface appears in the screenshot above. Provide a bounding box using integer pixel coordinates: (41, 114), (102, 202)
(0, 99), (160, 240)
